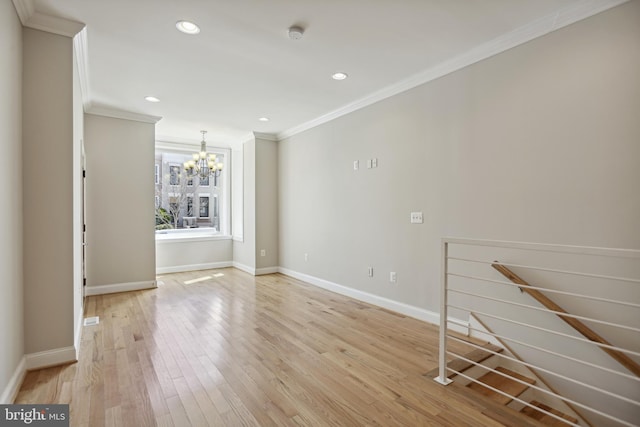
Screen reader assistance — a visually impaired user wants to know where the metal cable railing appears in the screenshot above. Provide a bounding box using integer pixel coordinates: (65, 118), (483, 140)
(434, 238), (640, 427)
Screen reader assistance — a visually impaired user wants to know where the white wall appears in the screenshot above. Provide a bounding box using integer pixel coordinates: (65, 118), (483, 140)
(156, 238), (232, 273)
(22, 28), (76, 361)
(72, 37), (84, 356)
(232, 148), (243, 241)
(0, 1), (24, 404)
(278, 1), (640, 316)
(84, 113), (156, 294)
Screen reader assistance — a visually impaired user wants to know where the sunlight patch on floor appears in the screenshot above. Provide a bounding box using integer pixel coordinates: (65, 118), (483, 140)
(184, 276), (212, 285)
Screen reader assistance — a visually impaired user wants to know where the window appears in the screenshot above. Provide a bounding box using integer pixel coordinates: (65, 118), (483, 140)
(169, 165), (180, 185)
(199, 196), (209, 218)
(154, 145), (230, 236)
(155, 164), (159, 184)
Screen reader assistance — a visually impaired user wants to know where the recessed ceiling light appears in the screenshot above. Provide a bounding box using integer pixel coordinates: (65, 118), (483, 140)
(332, 72), (348, 81)
(258, 117), (269, 122)
(176, 20), (200, 35)
(144, 96), (160, 103)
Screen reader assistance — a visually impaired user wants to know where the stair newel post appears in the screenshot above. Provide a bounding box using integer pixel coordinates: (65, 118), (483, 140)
(435, 239), (453, 385)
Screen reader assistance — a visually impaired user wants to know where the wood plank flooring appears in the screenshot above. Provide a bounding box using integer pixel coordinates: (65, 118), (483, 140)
(15, 269), (540, 426)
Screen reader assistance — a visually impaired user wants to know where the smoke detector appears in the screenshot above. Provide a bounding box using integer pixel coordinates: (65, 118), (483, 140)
(288, 25), (305, 40)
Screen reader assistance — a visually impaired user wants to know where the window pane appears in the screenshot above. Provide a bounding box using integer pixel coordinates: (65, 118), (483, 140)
(199, 196), (209, 218)
(169, 165), (180, 185)
(155, 148), (226, 233)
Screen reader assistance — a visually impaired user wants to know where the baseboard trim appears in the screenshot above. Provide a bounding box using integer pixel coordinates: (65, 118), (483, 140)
(255, 266), (279, 276)
(278, 267), (468, 333)
(156, 261), (233, 275)
(232, 262), (255, 275)
(84, 280), (157, 296)
(25, 346), (77, 371)
(0, 356), (26, 404)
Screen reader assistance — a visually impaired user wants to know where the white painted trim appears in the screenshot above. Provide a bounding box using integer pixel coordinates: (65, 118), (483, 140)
(278, 267), (468, 333)
(155, 234), (232, 244)
(155, 137), (231, 150)
(255, 267), (279, 275)
(253, 132), (278, 142)
(157, 261), (233, 275)
(84, 280), (157, 296)
(74, 310), (83, 360)
(11, 0), (34, 25)
(232, 262), (255, 276)
(86, 107), (162, 124)
(25, 346), (76, 370)
(25, 12), (85, 38)
(0, 357), (26, 404)
(240, 133), (255, 145)
(73, 27), (91, 111)
(232, 235), (244, 242)
(276, 0), (628, 141)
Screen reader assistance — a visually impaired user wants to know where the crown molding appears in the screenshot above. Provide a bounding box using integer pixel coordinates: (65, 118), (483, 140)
(11, 0), (34, 25)
(277, 0), (628, 141)
(73, 27), (92, 111)
(25, 12), (85, 38)
(86, 106), (162, 124)
(253, 132), (278, 142)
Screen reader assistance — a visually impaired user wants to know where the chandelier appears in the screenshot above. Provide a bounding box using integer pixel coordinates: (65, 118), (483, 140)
(183, 130), (223, 180)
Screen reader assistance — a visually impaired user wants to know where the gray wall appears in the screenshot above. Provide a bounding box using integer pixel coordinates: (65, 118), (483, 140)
(84, 114), (156, 290)
(278, 2), (640, 314)
(255, 137), (279, 270)
(0, 0), (24, 403)
(22, 28), (75, 355)
(233, 139), (256, 269)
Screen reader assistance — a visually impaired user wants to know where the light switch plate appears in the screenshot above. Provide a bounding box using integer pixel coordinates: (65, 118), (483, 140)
(410, 212), (423, 224)
(353, 160), (359, 170)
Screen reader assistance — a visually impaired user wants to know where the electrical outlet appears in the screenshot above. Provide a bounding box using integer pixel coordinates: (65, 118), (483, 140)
(368, 267), (374, 277)
(410, 212), (423, 224)
(367, 159), (372, 169)
(260, 249), (266, 256)
(390, 272), (397, 283)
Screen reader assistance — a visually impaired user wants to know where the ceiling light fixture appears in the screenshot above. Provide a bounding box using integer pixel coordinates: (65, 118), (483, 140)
(184, 131), (224, 180)
(332, 72), (348, 80)
(176, 20), (200, 35)
(258, 117), (269, 122)
(144, 96), (160, 102)
(288, 25), (304, 40)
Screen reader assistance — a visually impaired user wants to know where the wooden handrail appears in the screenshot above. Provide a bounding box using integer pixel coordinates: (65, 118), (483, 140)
(492, 262), (640, 377)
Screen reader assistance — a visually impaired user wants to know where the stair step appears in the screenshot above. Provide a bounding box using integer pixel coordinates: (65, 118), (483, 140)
(447, 343), (503, 379)
(521, 400), (578, 426)
(467, 366), (535, 405)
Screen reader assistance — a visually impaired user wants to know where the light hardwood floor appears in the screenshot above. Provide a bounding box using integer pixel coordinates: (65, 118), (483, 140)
(15, 269), (539, 426)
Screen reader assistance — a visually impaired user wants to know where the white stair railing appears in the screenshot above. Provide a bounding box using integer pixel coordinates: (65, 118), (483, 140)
(435, 238), (640, 427)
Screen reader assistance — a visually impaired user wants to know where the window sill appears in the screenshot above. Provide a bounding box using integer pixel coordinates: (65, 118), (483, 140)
(155, 231), (232, 244)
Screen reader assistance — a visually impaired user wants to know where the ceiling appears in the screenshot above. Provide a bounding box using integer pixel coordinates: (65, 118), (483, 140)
(27, 0), (620, 148)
